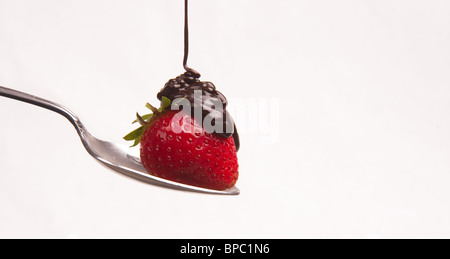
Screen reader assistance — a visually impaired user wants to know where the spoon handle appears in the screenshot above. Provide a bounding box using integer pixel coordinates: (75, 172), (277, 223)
(0, 86), (84, 136)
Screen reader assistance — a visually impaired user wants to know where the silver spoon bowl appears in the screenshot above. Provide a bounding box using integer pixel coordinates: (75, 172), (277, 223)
(0, 86), (240, 195)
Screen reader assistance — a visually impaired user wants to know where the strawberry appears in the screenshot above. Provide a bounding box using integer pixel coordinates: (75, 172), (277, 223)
(124, 76), (239, 190)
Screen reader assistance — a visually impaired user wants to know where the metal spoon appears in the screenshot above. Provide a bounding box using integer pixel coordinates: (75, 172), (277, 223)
(0, 86), (240, 195)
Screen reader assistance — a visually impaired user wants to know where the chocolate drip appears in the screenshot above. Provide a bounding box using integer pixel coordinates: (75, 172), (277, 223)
(182, 0), (200, 78)
(157, 72), (240, 151)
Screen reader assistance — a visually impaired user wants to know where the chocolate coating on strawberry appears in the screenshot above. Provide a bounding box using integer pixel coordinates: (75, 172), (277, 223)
(156, 71), (240, 151)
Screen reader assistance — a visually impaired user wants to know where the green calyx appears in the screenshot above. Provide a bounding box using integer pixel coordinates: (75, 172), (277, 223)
(123, 96), (171, 147)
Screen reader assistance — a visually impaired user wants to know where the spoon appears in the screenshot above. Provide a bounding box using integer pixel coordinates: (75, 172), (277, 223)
(0, 86), (240, 195)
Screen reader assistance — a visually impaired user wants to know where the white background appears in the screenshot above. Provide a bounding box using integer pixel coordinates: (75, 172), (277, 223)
(0, 0), (449, 238)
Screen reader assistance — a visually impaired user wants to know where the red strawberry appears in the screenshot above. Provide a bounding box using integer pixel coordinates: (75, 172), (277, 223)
(124, 96), (239, 191)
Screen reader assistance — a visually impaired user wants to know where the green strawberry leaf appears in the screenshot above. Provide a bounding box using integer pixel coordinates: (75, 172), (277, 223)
(132, 113), (152, 124)
(135, 112), (147, 126)
(131, 134), (143, 147)
(123, 125), (145, 141)
(171, 96), (188, 107)
(124, 96), (172, 148)
(146, 102), (158, 113)
(159, 96), (171, 111)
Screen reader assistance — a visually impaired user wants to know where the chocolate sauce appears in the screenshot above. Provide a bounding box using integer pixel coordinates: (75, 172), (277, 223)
(182, 0), (200, 78)
(156, 0), (240, 151)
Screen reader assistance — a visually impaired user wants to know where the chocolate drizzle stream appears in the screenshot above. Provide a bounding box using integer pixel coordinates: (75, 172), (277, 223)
(182, 0), (200, 78)
(156, 0), (239, 151)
